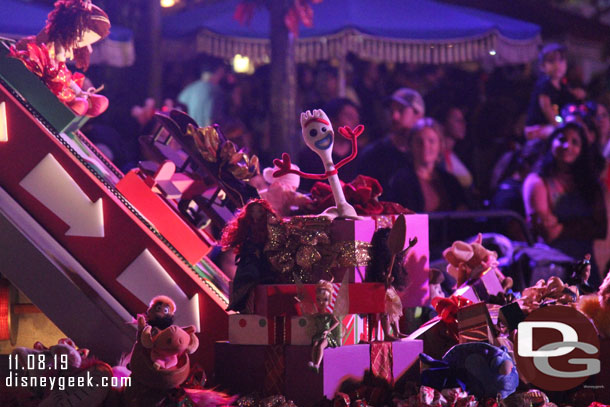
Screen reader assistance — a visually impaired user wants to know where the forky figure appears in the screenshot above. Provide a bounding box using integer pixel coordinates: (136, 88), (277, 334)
(273, 109), (363, 219)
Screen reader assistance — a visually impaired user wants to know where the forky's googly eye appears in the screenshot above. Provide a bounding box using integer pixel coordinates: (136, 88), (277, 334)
(309, 129), (318, 137)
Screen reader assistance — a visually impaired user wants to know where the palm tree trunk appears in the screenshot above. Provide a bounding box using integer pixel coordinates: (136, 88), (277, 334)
(269, 0), (298, 159)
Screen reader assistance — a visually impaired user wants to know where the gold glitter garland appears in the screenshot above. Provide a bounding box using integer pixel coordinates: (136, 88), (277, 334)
(264, 216), (371, 283)
(186, 124), (260, 181)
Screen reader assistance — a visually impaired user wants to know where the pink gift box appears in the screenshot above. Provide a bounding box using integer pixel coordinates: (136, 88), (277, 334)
(285, 344), (371, 405)
(215, 339), (423, 406)
(215, 342), (371, 406)
(330, 216), (429, 305)
(370, 215), (430, 307)
(330, 217), (377, 283)
(391, 339), (424, 383)
(286, 340), (422, 402)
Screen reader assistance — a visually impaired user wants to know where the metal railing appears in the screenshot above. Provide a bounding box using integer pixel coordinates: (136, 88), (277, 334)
(427, 210), (534, 258)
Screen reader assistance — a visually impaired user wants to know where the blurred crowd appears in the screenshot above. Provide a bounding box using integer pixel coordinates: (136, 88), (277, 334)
(83, 44), (610, 285)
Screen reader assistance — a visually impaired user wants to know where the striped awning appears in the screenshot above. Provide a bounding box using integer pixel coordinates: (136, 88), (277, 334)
(165, 0), (541, 65)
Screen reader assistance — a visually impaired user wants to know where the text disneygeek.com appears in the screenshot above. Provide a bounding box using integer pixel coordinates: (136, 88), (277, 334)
(5, 371), (131, 391)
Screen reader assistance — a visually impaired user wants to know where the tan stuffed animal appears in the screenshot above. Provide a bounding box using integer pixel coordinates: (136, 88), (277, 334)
(443, 233), (512, 289)
(577, 272), (610, 338)
(140, 325), (198, 370)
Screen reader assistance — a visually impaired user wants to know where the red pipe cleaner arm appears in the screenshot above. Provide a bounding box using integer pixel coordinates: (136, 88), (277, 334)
(334, 124), (364, 170)
(272, 153), (335, 180)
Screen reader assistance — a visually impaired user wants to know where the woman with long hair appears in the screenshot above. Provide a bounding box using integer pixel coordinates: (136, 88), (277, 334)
(387, 118), (468, 212)
(523, 122), (607, 287)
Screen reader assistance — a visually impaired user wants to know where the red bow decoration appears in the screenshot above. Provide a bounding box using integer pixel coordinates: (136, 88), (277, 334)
(431, 296), (473, 325)
(309, 174), (414, 216)
(417, 296), (472, 342)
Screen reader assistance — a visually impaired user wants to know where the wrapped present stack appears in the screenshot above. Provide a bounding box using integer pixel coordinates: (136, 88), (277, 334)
(214, 109), (610, 405)
(214, 214), (429, 406)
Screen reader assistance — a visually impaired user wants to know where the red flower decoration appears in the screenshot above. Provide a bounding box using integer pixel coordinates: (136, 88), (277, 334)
(309, 174), (413, 216)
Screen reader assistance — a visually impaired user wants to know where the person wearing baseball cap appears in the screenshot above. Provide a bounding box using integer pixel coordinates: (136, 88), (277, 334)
(357, 87), (425, 194)
(390, 88), (426, 120)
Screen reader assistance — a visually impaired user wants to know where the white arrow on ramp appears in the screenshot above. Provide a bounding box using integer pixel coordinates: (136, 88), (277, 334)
(0, 102), (8, 142)
(117, 249), (200, 332)
(19, 153), (104, 238)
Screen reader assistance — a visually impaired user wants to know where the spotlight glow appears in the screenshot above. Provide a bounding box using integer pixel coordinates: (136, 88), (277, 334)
(232, 54), (253, 74)
(161, 0), (176, 8)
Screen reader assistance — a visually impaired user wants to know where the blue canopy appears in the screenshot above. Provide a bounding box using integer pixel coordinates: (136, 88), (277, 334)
(163, 0), (541, 64)
(0, 0), (135, 67)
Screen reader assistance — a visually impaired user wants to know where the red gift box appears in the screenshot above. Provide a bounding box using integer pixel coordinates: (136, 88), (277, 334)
(254, 283), (386, 317)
